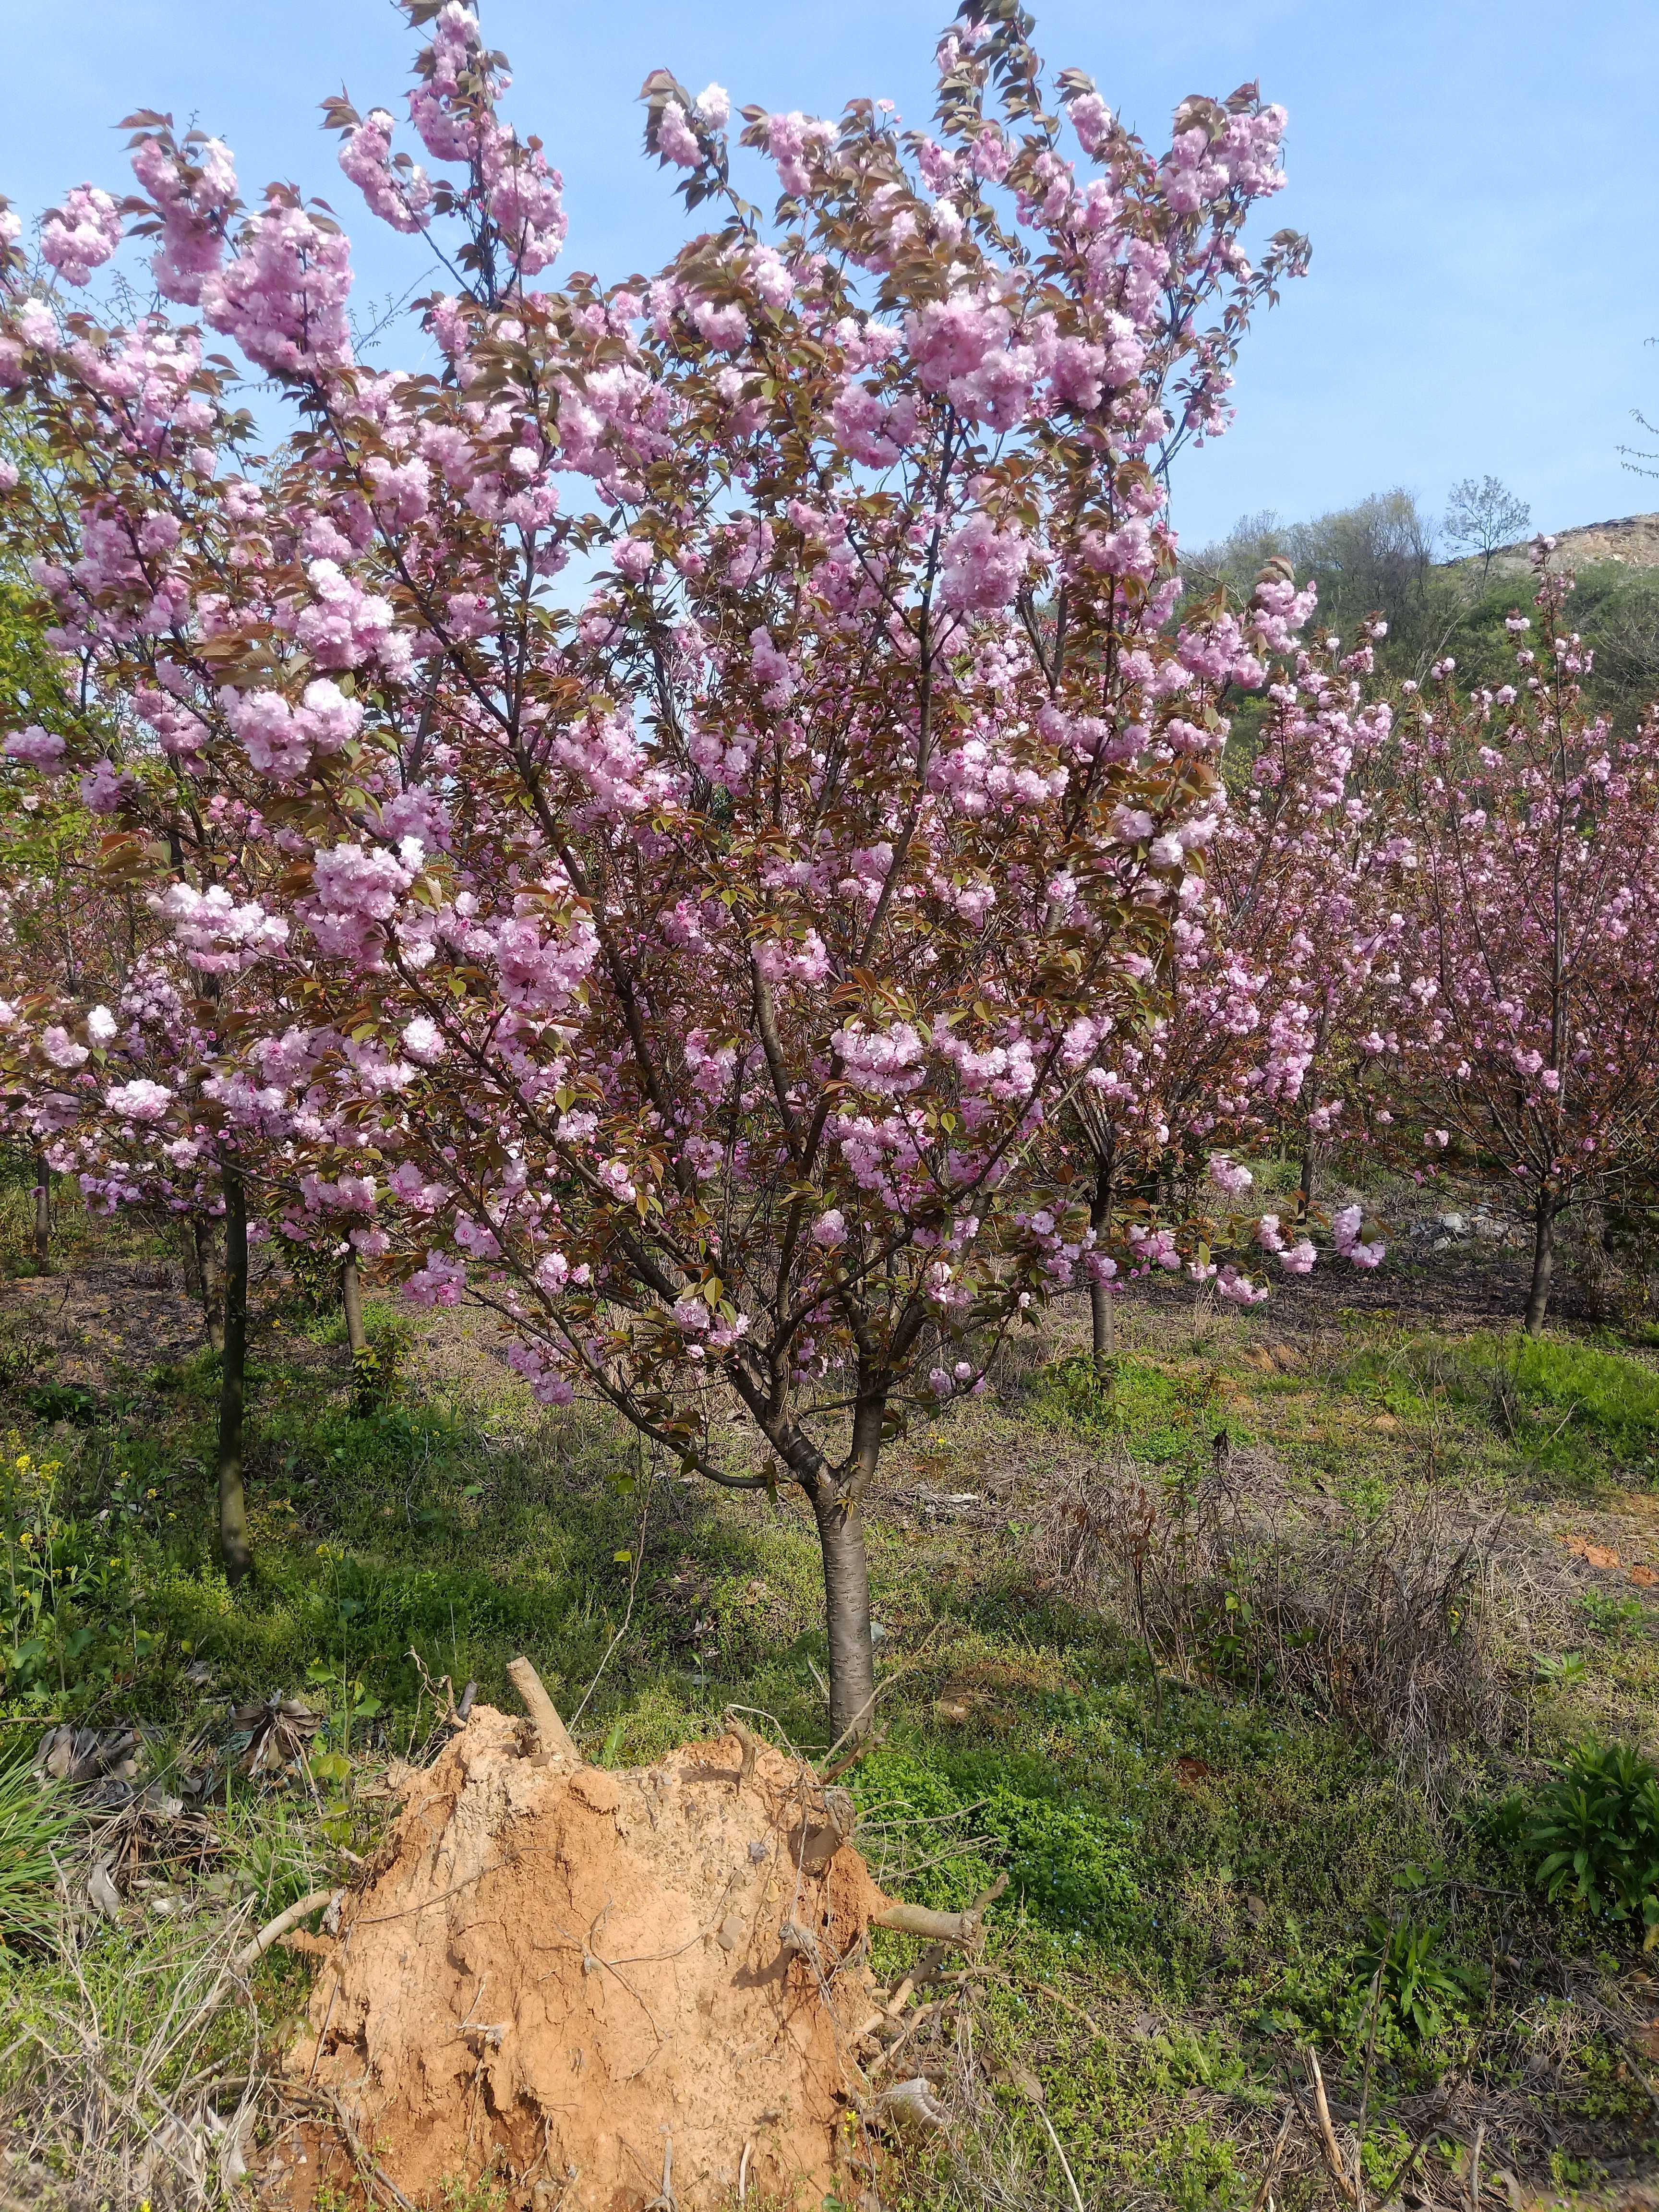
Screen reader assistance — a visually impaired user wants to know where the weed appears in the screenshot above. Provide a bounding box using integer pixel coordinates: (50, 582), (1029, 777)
(1351, 1913), (1481, 2042)
(852, 1746), (1140, 1936)
(21, 1381), (100, 1425)
(1521, 1740), (1659, 1940)
(1, 1444), (156, 1703)
(1581, 1588), (1649, 1640)
(1535, 1650), (1590, 1688)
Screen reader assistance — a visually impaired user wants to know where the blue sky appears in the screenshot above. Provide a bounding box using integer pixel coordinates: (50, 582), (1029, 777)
(3, 0), (1655, 550)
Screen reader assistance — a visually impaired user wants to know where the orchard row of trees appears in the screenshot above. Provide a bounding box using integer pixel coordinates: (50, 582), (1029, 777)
(3, 0), (1659, 1733)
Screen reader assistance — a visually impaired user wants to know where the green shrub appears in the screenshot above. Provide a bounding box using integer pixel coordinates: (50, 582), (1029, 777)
(283, 1241), (344, 1319)
(1523, 1741), (1659, 1940)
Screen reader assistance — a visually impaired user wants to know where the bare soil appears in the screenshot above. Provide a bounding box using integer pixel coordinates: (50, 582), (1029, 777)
(285, 1712), (892, 2212)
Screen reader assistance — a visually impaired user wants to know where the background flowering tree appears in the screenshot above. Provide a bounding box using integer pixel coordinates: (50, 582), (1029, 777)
(1062, 597), (1394, 1357)
(1385, 549), (1659, 1333)
(0, 0), (1311, 1731)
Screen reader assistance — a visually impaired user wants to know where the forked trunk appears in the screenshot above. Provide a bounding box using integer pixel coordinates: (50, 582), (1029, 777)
(31, 1151), (49, 1271)
(810, 1482), (876, 1746)
(1524, 1202), (1556, 1338)
(217, 1166), (252, 1585)
(342, 1251), (368, 1358)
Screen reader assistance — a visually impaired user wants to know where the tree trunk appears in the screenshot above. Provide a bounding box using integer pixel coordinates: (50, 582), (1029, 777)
(341, 1251), (368, 1358)
(195, 1216), (225, 1353)
(31, 1151), (49, 1271)
(1524, 1202), (1556, 1338)
(1297, 1141), (1314, 1224)
(1298, 1018), (1331, 1223)
(216, 1166), (252, 1586)
(1090, 1279), (1115, 1362)
(810, 1482), (876, 1745)
(1089, 1149), (1114, 1365)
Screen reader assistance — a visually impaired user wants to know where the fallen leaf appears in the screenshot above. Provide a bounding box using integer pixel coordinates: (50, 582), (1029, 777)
(1564, 1536), (1623, 1569)
(87, 1859), (122, 1922)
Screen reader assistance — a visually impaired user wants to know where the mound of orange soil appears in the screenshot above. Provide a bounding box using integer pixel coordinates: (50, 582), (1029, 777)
(292, 1708), (893, 2210)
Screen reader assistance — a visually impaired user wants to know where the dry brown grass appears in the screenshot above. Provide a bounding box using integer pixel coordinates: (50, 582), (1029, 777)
(1033, 1446), (1516, 1796)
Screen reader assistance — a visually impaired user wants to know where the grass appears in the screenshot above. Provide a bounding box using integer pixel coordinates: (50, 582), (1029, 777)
(1332, 1328), (1659, 1491)
(2, 1210), (1658, 2208)
(0, 1730), (77, 1954)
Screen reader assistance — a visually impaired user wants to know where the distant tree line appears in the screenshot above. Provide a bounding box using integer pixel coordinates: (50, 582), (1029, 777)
(1185, 482), (1659, 729)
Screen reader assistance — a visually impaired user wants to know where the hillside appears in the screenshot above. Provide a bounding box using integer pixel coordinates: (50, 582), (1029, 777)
(1485, 510), (1659, 574)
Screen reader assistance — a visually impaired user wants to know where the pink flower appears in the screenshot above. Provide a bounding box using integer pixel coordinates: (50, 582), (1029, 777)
(41, 185), (123, 285)
(406, 1248), (467, 1308)
(106, 1078), (173, 1123)
(401, 1015), (445, 1063)
(939, 514), (1030, 613)
(131, 130), (238, 303)
(199, 192), (354, 379)
(657, 103), (703, 169)
(156, 882), (289, 972)
(41, 1026), (89, 1070)
(339, 111), (433, 235)
(3, 726), (67, 770)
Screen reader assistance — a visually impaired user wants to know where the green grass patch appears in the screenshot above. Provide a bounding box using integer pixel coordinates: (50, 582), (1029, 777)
(1334, 1328), (1659, 1488)
(1504, 1335), (1659, 1471)
(1026, 1350), (1248, 1477)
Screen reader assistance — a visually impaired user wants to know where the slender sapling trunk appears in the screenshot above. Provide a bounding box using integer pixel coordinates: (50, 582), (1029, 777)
(195, 1216), (225, 1353)
(810, 1480), (877, 1746)
(341, 1251), (368, 1358)
(31, 1151), (49, 1271)
(216, 1166), (252, 1584)
(1089, 1148), (1115, 1366)
(1524, 1199), (1556, 1338)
